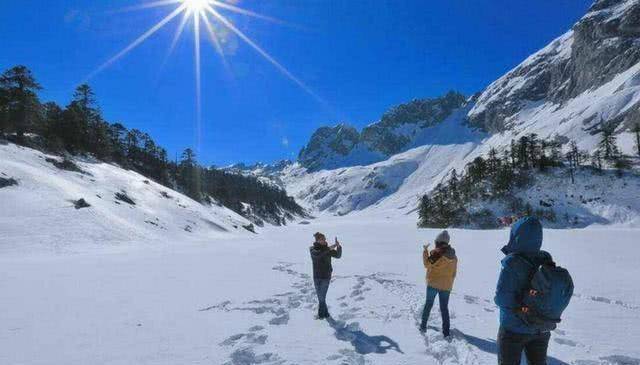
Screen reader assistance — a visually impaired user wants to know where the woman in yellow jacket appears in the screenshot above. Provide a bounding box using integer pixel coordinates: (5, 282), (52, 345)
(420, 230), (458, 337)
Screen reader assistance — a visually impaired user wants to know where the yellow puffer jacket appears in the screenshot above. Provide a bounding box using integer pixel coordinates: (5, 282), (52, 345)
(423, 247), (458, 291)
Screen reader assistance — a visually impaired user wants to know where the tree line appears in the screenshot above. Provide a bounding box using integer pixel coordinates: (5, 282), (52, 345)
(418, 129), (638, 228)
(0, 65), (304, 222)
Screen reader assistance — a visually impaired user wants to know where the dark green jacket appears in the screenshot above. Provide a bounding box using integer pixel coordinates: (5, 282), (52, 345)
(310, 243), (342, 279)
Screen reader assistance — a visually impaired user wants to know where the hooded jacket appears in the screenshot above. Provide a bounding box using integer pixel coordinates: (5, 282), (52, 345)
(310, 243), (342, 279)
(494, 217), (553, 334)
(423, 245), (457, 291)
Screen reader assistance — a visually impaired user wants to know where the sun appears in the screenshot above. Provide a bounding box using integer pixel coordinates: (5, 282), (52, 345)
(87, 0), (322, 149)
(182, 0), (208, 13)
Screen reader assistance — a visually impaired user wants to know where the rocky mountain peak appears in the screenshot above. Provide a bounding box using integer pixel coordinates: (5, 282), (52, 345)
(467, 0), (640, 134)
(298, 91), (468, 171)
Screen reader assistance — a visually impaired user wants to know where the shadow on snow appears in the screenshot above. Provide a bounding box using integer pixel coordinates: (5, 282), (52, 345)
(457, 329), (570, 365)
(327, 318), (404, 355)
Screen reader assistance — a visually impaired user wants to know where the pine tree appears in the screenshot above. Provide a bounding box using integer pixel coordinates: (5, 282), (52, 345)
(487, 148), (500, 176)
(179, 148), (202, 201)
(538, 139), (549, 171)
(41, 102), (65, 151)
(548, 139), (563, 167)
(633, 121), (640, 158)
(108, 123), (128, 165)
(517, 135), (530, 169)
(466, 157), (486, 183)
(448, 169), (460, 202)
(509, 139), (517, 167)
(614, 153), (631, 174)
(0, 66), (42, 138)
(418, 195), (432, 227)
(565, 141), (580, 184)
(591, 149), (603, 172)
(598, 121), (619, 163)
(59, 84), (101, 152)
(526, 133), (541, 169)
(72, 84), (111, 157)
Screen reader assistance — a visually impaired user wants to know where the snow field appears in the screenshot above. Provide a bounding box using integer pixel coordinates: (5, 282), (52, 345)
(2, 215), (639, 364)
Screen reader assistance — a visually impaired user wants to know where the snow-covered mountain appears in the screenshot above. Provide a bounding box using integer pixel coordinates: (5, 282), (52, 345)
(0, 141), (254, 255)
(238, 0), (640, 225)
(468, 0), (640, 135)
(297, 91), (467, 171)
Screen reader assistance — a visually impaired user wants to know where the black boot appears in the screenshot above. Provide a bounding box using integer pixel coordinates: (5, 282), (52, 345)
(319, 303), (330, 319)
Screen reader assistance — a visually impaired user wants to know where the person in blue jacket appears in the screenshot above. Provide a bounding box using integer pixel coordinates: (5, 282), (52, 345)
(495, 217), (553, 365)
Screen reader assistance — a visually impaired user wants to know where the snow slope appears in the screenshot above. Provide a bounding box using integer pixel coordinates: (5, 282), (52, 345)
(273, 87), (640, 225)
(279, 105), (485, 215)
(2, 215), (639, 365)
(0, 142), (252, 256)
(248, 0), (640, 223)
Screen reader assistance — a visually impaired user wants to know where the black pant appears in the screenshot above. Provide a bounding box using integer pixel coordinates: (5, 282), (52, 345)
(313, 278), (331, 318)
(498, 328), (550, 365)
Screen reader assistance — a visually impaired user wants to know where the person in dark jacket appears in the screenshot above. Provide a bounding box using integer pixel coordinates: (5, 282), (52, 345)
(310, 232), (342, 319)
(495, 216), (553, 365)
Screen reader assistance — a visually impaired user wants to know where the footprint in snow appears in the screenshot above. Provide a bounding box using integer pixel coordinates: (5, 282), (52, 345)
(268, 313), (289, 326)
(464, 295), (480, 305)
(599, 355), (640, 365)
(224, 348), (284, 365)
(554, 337), (578, 347)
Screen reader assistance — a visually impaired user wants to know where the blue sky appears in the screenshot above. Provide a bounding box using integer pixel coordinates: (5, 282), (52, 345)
(0, 0), (592, 166)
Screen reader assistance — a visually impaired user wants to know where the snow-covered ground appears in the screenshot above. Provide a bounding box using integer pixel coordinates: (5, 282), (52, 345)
(0, 142), (252, 257)
(2, 214), (639, 365)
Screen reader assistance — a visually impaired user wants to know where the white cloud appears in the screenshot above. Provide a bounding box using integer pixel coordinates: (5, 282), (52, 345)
(281, 137), (289, 148)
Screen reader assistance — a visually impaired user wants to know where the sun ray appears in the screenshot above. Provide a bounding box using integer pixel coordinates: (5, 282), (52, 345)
(113, 0), (181, 14)
(210, 0), (286, 25)
(160, 8), (191, 68)
(193, 9), (203, 151)
(201, 12), (230, 70)
(89, 0), (328, 139)
(86, 4), (187, 81)
(204, 5), (321, 101)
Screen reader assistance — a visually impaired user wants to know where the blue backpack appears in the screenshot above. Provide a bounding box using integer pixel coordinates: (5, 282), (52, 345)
(518, 258), (574, 331)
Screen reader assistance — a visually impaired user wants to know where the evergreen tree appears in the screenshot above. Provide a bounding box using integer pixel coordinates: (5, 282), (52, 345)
(466, 157), (486, 183)
(613, 153), (631, 174)
(591, 149), (603, 172)
(494, 163), (515, 194)
(59, 84), (101, 152)
(71, 84), (111, 157)
(548, 139), (563, 167)
(108, 123), (128, 165)
(125, 129), (144, 163)
(41, 102), (65, 151)
(509, 139), (517, 167)
(538, 139), (549, 171)
(487, 148), (500, 176)
(448, 169), (460, 202)
(565, 141), (580, 184)
(179, 148), (201, 201)
(418, 195), (432, 227)
(0, 64), (301, 222)
(526, 133), (541, 169)
(633, 121), (640, 158)
(516, 135), (530, 169)
(598, 121), (619, 163)
(0, 66), (42, 137)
